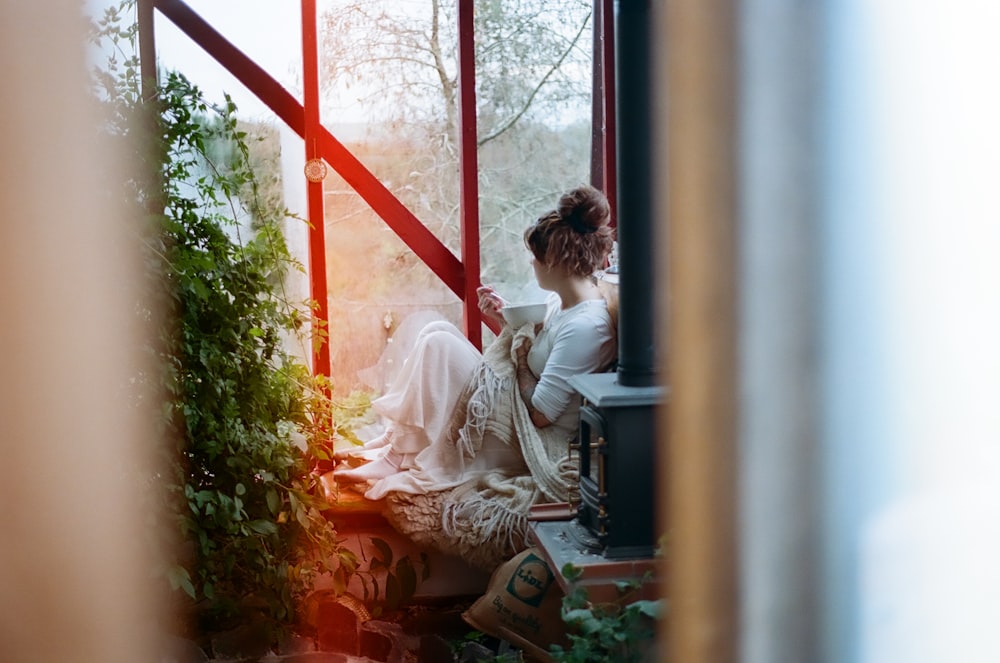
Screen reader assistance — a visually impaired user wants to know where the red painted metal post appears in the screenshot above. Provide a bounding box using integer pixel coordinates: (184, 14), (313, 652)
(302, 0), (331, 378)
(590, 0), (604, 191)
(138, 0), (157, 101)
(599, 0), (617, 227)
(457, 0), (482, 348)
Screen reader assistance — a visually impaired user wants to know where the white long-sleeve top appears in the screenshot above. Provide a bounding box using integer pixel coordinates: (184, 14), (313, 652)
(526, 293), (617, 436)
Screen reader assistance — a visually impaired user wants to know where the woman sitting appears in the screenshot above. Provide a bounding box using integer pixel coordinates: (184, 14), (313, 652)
(335, 184), (616, 569)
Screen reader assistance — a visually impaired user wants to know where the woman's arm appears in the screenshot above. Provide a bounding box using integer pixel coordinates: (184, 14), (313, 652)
(515, 337), (553, 428)
(527, 309), (614, 426)
(476, 284), (506, 327)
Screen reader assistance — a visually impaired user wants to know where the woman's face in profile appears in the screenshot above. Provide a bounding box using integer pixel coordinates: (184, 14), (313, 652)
(531, 253), (555, 291)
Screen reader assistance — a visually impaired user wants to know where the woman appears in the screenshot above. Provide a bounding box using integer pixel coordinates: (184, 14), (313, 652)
(335, 185), (616, 566)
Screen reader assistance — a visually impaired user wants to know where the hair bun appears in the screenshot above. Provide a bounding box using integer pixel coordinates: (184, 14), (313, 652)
(558, 185), (610, 234)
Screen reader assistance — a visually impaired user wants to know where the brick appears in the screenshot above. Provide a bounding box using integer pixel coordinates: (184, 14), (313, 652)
(209, 623), (272, 660)
(418, 634), (455, 663)
(316, 600), (360, 655)
(359, 626), (393, 661)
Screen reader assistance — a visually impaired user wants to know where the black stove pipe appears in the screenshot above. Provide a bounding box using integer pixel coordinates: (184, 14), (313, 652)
(614, 0), (656, 388)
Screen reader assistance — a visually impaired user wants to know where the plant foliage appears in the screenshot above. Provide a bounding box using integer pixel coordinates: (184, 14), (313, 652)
(550, 564), (663, 663)
(156, 86), (335, 622)
(88, 1), (364, 637)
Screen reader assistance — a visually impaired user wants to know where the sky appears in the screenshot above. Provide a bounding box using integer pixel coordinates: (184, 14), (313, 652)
(88, 0), (307, 120)
(152, 0), (305, 120)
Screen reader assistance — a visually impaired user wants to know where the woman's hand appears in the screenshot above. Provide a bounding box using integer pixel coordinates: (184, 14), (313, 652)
(515, 336), (532, 361)
(476, 284), (506, 326)
(514, 335), (552, 428)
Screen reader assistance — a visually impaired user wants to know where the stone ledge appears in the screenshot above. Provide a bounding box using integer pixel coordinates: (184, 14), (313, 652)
(318, 471), (388, 529)
(528, 515), (661, 605)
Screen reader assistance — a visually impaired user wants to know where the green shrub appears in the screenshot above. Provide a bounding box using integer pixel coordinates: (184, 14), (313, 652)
(89, 2), (344, 637)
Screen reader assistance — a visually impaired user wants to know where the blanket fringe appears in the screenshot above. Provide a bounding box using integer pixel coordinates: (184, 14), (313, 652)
(383, 324), (579, 570)
(453, 361), (512, 459)
(441, 494), (529, 556)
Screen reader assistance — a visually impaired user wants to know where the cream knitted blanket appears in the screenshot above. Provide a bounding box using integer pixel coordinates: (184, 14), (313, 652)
(383, 323), (579, 571)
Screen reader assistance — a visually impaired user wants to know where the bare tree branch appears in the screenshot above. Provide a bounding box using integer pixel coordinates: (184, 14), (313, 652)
(477, 11), (591, 147)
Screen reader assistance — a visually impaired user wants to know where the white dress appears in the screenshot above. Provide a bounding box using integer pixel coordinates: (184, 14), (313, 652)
(364, 292), (616, 500)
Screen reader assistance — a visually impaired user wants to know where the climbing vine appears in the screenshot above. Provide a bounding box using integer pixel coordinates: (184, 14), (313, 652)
(154, 78), (334, 629)
(89, 3), (430, 645)
(89, 1), (344, 638)
(550, 565), (663, 662)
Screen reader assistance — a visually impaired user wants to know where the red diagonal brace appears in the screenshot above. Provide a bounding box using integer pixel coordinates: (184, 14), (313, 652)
(152, 0), (478, 335)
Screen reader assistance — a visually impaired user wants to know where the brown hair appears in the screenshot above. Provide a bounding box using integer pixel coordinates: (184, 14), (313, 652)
(523, 185), (614, 278)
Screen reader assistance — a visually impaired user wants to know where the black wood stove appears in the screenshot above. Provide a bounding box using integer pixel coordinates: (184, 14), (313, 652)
(568, 372), (663, 559)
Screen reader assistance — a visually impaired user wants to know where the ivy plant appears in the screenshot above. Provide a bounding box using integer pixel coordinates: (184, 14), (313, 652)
(89, 2), (434, 643)
(89, 1), (353, 638)
(550, 564), (663, 663)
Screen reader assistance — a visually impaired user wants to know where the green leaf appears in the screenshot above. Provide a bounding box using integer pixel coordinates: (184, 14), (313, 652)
(266, 488), (280, 515)
(395, 556), (417, 601)
(562, 607), (594, 626)
(561, 562), (583, 582)
(370, 537), (393, 568)
(614, 579), (638, 594)
(332, 567), (347, 595)
(166, 565), (196, 599)
(577, 615), (604, 636)
(339, 549), (359, 574)
(384, 573), (401, 611)
(635, 599), (664, 620)
(248, 519), (279, 536)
